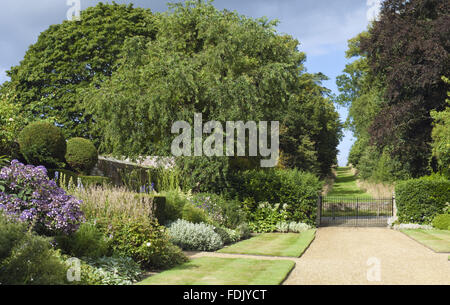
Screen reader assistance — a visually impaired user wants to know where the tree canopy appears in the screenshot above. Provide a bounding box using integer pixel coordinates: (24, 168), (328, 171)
(86, 1), (341, 175)
(2, 2), (157, 140)
(337, 0), (449, 180)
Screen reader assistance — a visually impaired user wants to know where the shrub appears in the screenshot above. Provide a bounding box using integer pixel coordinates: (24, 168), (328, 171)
(55, 222), (110, 259)
(108, 218), (187, 269)
(79, 256), (142, 285)
(395, 176), (450, 224)
(236, 223), (252, 240)
(432, 214), (450, 230)
(177, 156), (233, 194)
(168, 219), (224, 251)
(244, 200), (288, 233)
(288, 222), (312, 233)
(70, 185), (187, 270)
(18, 121), (66, 168)
(79, 176), (111, 187)
(65, 138), (98, 174)
(232, 169), (322, 225)
(0, 160), (84, 235)
(274, 221), (312, 233)
(214, 226), (240, 245)
(182, 203), (210, 224)
(0, 213), (67, 285)
(190, 193), (247, 229)
(159, 189), (190, 223)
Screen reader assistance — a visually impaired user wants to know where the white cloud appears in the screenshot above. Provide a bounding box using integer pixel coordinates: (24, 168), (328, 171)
(366, 0), (382, 21)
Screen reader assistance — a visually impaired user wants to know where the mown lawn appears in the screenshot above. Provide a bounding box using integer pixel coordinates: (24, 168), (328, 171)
(137, 257), (295, 285)
(327, 167), (372, 198)
(218, 230), (316, 257)
(401, 229), (450, 253)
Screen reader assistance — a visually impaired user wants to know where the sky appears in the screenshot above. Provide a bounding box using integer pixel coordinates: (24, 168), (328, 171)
(0, 0), (381, 165)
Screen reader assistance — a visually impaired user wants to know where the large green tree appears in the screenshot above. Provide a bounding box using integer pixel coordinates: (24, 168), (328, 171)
(87, 1), (341, 176)
(338, 0), (449, 180)
(3, 2), (157, 140)
(360, 0), (449, 177)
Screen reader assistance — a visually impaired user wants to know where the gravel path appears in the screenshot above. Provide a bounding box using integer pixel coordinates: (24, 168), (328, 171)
(284, 227), (450, 285)
(187, 228), (450, 285)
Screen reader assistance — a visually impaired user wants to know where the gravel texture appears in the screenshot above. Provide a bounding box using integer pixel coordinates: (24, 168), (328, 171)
(284, 227), (450, 285)
(187, 227), (450, 285)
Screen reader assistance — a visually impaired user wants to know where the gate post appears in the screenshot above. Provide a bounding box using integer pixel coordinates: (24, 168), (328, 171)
(392, 192), (397, 218)
(316, 195), (322, 228)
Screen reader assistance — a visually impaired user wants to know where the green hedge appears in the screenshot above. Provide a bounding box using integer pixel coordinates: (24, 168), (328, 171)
(231, 169), (322, 226)
(48, 169), (111, 188)
(395, 176), (450, 224)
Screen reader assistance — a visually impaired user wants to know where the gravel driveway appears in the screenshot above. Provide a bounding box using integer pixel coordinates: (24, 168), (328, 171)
(284, 227), (450, 285)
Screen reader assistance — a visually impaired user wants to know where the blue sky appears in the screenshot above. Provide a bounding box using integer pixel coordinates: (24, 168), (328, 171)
(0, 0), (380, 165)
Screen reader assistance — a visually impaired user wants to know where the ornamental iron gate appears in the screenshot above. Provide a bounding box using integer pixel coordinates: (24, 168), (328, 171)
(318, 196), (393, 227)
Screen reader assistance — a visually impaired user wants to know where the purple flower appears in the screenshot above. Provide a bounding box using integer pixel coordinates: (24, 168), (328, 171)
(0, 161), (85, 235)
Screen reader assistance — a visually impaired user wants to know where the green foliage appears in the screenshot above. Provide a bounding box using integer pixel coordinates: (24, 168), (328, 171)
(65, 138), (98, 174)
(432, 214), (450, 230)
(395, 176), (450, 224)
(177, 157), (233, 194)
(213, 226), (240, 245)
(0, 85), (32, 158)
(81, 256), (142, 285)
(106, 217), (187, 270)
(0, 155), (9, 168)
(18, 121), (66, 168)
(233, 169), (322, 225)
(190, 192), (247, 229)
(55, 222), (110, 259)
(275, 221), (312, 233)
(78, 175), (112, 187)
(0, 214), (67, 285)
(87, 1), (341, 175)
(159, 189), (190, 223)
(168, 219), (224, 251)
(244, 201), (288, 233)
(5, 2), (157, 141)
(236, 223), (252, 240)
(71, 185), (187, 270)
(430, 76), (450, 178)
(181, 203), (211, 224)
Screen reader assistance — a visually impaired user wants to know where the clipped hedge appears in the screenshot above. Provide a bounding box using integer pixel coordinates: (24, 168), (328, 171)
(395, 176), (450, 224)
(232, 169), (322, 225)
(18, 121), (66, 168)
(48, 169), (112, 188)
(65, 137), (98, 174)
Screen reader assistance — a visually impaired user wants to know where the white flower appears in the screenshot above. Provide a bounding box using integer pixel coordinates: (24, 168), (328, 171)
(146, 242), (151, 247)
(8, 118), (14, 122)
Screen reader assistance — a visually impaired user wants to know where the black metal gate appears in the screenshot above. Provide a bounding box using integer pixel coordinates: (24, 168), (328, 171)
(318, 196), (393, 227)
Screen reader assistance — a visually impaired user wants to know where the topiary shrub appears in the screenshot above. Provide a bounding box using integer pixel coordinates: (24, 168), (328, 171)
(65, 138), (98, 174)
(432, 214), (450, 230)
(395, 176), (450, 224)
(168, 219), (224, 251)
(0, 160), (85, 236)
(18, 121), (66, 168)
